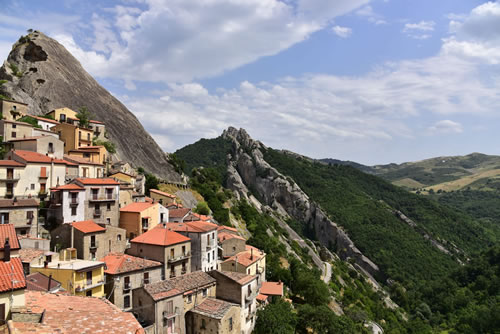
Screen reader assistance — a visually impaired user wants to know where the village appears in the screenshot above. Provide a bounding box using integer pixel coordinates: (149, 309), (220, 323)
(0, 97), (284, 334)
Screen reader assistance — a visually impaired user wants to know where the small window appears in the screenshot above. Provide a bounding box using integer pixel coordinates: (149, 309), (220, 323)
(143, 272), (149, 284)
(124, 295), (130, 308)
(187, 294), (192, 303)
(229, 317), (233, 331)
(71, 207), (77, 216)
(106, 203), (111, 211)
(201, 319), (206, 329)
(202, 288), (207, 297)
(247, 268), (250, 274)
(117, 234), (122, 241)
(30, 184), (35, 190)
(11, 132), (16, 138)
(12, 124), (16, 129)
(106, 218), (111, 224)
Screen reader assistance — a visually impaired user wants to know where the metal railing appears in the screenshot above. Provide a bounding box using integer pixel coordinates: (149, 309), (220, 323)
(94, 210), (101, 218)
(75, 279), (105, 292)
(167, 252), (191, 263)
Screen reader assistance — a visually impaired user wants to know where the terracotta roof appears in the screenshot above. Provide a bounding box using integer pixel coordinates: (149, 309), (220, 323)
(11, 150), (67, 164)
(222, 245), (265, 268)
(166, 221), (218, 233)
(72, 220), (106, 234)
(169, 208), (191, 219)
(50, 183), (84, 191)
(190, 298), (238, 320)
(260, 281), (284, 296)
(30, 115), (60, 124)
(150, 189), (176, 198)
(18, 291), (145, 333)
(185, 213), (212, 222)
(131, 226), (190, 247)
(256, 294), (269, 302)
(0, 258), (26, 292)
(0, 224), (20, 250)
(19, 248), (45, 263)
(145, 196), (153, 203)
(145, 271), (216, 301)
(120, 202), (153, 213)
(64, 154), (103, 166)
(212, 270), (256, 285)
(0, 198), (38, 208)
(74, 177), (119, 185)
(89, 119), (104, 124)
(100, 253), (162, 275)
(26, 272), (62, 292)
(218, 231), (245, 242)
(0, 160), (25, 167)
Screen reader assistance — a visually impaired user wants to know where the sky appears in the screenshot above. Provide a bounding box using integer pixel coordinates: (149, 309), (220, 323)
(1, 0), (499, 165)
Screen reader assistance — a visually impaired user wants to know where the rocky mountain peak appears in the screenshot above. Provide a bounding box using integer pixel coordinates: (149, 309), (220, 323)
(0, 31), (181, 181)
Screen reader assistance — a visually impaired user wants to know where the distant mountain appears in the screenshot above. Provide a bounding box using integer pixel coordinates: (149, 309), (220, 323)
(319, 158), (375, 173)
(0, 31), (181, 181)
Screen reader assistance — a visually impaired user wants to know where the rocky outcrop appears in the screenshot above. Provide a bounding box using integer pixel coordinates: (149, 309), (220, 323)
(0, 32), (181, 181)
(222, 127), (380, 277)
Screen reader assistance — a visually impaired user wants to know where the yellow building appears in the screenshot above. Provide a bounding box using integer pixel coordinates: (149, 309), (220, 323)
(119, 202), (162, 239)
(46, 107), (78, 123)
(150, 188), (176, 206)
(69, 145), (109, 165)
(0, 98), (27, 122)
(30, 248), (105, 297)
(109, 171), (135, 186)
(51, 122), (93, 154)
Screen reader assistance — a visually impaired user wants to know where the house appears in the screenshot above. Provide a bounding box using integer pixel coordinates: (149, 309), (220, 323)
(150, 189), (177, 206)
(259, 281), (284, 303)
(19, 248), (58, 276)
(208, 270), (259, 334)
(127, 225), (191, 280)
(69, 145), (109, 165)
(25, 272), (63, 292)
(0, 224), (21, 258)
(0, 256), (26, 323)
(17, 235), (50, 251)
(101, 252), (162, 311)
(50, 220), (127, 261)
(9, 291), (145, 333)
(51, 122), (93, 154)
(45, 107), (78, 124)
(30, 248), (106, 297)
(71, 177), (120, 226)
(218, 229), (246, 259)
(0, 120), (33, 142)
(110, 171), (136, 186)
(0, 198), (38, 237)
(0, 98), (27, 121)
(48, 183), (86, 224)
(169, 207), (192, 222)
(31, 127), (60, 139)
(119, 202), (168, 239)
(5, 150), (68, 199)
(220, 245), (266, 284)
(111, 161), (134, 175)
(10, 135), (64, 159)
(29, 115), (60, 131)
(0, 160), (25, 199)
(166, 221), (218, 272)
(89, 119), (106, 140)
(133, 271), (217, 334)
(186, 298), (241, 334)
(64, 154), (105, 178)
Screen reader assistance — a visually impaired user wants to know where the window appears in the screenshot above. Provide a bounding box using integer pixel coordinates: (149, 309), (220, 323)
(48, 142), (54, 153)
(27, 211), (34, 222)
(106, 218), (111, 224)
(182, 245), (186, 255)
(187, 294), (192, 303)
(71, 207), (77, 216)
(201, 319), (206, 329)
(30, 184), (35, 190)
(92, 189), (98, 200)
(40, 183), (46, 193)
(117, 234), (122, 241)
(79, 131), (82, 140)
(166, 300), (173, 314)
(106, 188), (113, 199)
(108, 240), (111, 252)
(106, 203), (111, 211)
(247, 269), (250, 274)
(87, 133), (90, 141)
(0, 213), (9, 224)
(202, 288), (207, 297)
(143, 272), (149, 284)
(11, 132), (16, 138)
(90, 235), (96, 248)
(12, 124), (16, 128)
(248, 285), (252, 295)
(86, 290), (92, 297)
(229, 317), (233, 331)
(208, 253), (210, 263)
(124, 276), (130, 290)
(124, 295), (130, 308)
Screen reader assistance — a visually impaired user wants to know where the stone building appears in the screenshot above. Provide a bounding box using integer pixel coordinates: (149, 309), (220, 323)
(0, 120), (32, 142)
(0, 98), (27, 121)
(218, 230), (246, 259)
(101, 252), (162, 311)
(0, 198), (38, 237)
(149, 189), (176, 206)
(186, 298), (241, 334)
(10, 135), (65, 159)
(220, 245), (266, 284)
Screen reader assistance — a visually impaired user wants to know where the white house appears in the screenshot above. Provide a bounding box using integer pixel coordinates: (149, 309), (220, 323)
(48, 183), (86, 224)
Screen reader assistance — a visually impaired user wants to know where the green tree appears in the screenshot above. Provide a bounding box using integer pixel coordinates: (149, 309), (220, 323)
(194, 201), (210, 215)
(254, 300), (297, 334)
(76, 106), (92, 128)
(94, 139), (116, 154)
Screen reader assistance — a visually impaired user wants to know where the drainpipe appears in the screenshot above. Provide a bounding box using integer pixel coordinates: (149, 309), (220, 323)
(71, 223), (74, 248)
(50, 158), (55, 188)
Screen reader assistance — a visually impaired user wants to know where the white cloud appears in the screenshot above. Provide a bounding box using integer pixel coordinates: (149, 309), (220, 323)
(332, 25), (352, 38)
(403, 20), (435, 32)
(355, 5), (387, 25)
(428, 120), (463, 134)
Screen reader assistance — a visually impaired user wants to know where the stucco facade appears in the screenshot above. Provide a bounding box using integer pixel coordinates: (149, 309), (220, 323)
(0, 199), (38, 237)
(0, 99), (27, 122)
(10, 136), (64, 159)
(119, 202), (168, 239)
(48, 184), (86, 224)
(51, 122), (93, 153)
(0, 120), (33, 142)
(186, 299), (241, 334)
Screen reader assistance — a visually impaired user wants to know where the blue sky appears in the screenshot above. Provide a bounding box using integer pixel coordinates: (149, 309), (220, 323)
(1, 0), (499, 165)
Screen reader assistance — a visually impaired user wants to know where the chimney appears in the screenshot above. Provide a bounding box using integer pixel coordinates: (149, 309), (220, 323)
(163, 223), (166, 229)
(3, 238), (10, 262)
(47, 274), (53, 292)
(251, 247), (254, 260)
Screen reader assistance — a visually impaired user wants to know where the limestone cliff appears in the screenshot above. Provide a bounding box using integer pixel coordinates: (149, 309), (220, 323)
(222, 127), (380, 277)
(0, 32), (182, 181)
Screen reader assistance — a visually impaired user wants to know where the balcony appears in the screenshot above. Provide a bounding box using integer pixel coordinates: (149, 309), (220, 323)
(69, 198), (79, 206)
(181, 269), (187, 275)
(123, 282), (131, 291)
(245, 289), (258, 303)
(75, 279), (105, 292)
(89, 195), (116, 202)
(0, 173), (21, 182)
(163, 307), (180, 320)
(167, 252), (191, 263)
(142, 278), (150, 285)
(93, 210), (101, 218)
(206, 239), (215, 251)
(89, 240), (99, 249)
(39, 172), (48, 179)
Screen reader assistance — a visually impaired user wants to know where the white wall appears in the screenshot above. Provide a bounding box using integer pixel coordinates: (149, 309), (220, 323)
(158, 204), (169, 224)
(200, 229), (218, 272)
(61, 190), (86, 223)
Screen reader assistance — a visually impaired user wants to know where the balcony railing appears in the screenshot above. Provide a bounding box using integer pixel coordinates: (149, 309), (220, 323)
(142, 278), (150, 285)
(69, 198), (79, 206)
(0, 172), (21, 182)
(163, 307), (180, 320)
(89, 195), (116, 202)
(123, 282), (131, 291)
(93, 210), (101, 218)
(89, 240), (99, 249)
(75, 279), (105, 292)
(167, 252), (191, 263)
(169, 272), (176, 279)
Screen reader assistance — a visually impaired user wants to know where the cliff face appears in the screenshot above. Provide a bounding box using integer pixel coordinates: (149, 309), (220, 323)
(0, 32), (181, 181)
(222, 127), (380, 277)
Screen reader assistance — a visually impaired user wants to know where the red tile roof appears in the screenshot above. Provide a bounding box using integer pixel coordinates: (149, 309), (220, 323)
(0, 224), (20, 250)
(74, 177), (119, 185)
(89, 119), (104, 124)
(20, 291), (145, 333)
(150, 189), (176, 198)
(31, 115), (60, 124)
(19, 248), (45, 263)
(26, 272), (62, 292)
(0, 160), (25, 167)
(166, 220), (218, 233)
(120, 202), (154, 213)
(71, 220), (106, 234)
(50, 183), (84, 191)
(11, 150), (67, 164)
(145, 271), (216, 301)
(222, 245), (265, 267)
(0, 258), (26, 292)
(260, 281), (284, 296)
(217, 225), (238, 233)
(0, 198), (38, 208)
(64, 154), (103, 166)
(218, 231), (245, 242)
(131, 226), (190, 247)
(256, 293), (268, 302)
(100, 253), (162, 275)
(169, 208), (191, 219)
(213, 270), (256, 285)
(145, 196), (153, 203)
(190, 298), (238, 319)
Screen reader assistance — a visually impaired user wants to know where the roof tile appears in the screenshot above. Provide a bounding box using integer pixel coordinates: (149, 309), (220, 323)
(120, 202), (154, 213)
(0, 258), (26, 292)
(100, 253), (162, 275)
(0, 224), (20, 250)
(71, 220), (106, 234)
(145, 271), (216, 301)
(131, 226), (190, 247)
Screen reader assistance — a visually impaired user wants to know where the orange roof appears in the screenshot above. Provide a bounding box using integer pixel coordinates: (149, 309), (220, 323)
(72, 220), (106, 234)
(76, 145), (104, 150)
(19, 248), (45, 263)
(260, 282), (284, 296)
(168, 207), (191, 218)
(0, 160), (25, 167)
(0, 258), (26, 292)
(223, 245), (265, 267)
(145, 196), (153, 203)
(0, 224), (20, 250)
(74, 177), (119, 185)
(11, 150), (67, 164)
(64, 154), (103, 166)
(51, 184), (84, 191)
(120, 202), (154, 213)
(131, 226), (190, 247)
(218, 231), (245, 242)
(100, 253), (162, 275)
(150, 189), (176, 198)
(217, 225), (238, 232)
(89, 119), (104, 124)
(166, 220), (218, 233)
(19, 291), (145, 333)
(256, 294), (269, 302)
(31, 115), (60, 124)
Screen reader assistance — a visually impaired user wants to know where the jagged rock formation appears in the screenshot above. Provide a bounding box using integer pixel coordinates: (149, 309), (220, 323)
(0, 32), (181, 181)
(222, 127), (380, 277)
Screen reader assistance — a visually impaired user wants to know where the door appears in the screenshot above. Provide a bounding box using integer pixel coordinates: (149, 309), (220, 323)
(167, 319), (174, 334)
(0, 303), (5, 323)
(6, 168), (13, 179)
(86, 271), (92, 286)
